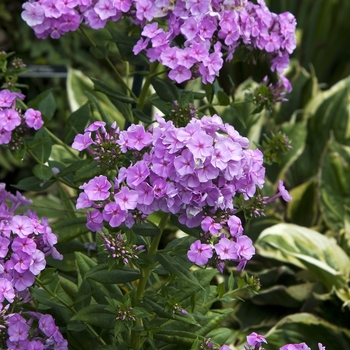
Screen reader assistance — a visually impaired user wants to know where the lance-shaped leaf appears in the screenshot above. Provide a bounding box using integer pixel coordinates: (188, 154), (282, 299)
(156, 253), (203, 290)
(52, 217), (90, 243)
(255, 223), (350, 290)
(71, 304), (115, 329)
(86, 264), (142, 284)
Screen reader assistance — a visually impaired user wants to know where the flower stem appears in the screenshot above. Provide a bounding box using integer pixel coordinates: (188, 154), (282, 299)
(132, 213), (170, 349)
(78, 26), (138, 101)
(136, 61), (159, 111)
(36, 278), (107, 346)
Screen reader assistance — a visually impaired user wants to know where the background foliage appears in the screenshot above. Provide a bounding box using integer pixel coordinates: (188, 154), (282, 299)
(1, 0), (350, 349)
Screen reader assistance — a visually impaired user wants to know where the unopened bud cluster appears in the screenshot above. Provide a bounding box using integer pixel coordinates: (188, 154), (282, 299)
(101, 232), (144, 265)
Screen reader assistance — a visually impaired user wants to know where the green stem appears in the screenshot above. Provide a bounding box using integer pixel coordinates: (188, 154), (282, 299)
(79, 26), (138, 101)
(136, 62), (159, 111)
(136, 213), (169, 302)
(132, 213), (170, 349)
(44, 127), (79, 159)
(36, 278), (107, 346)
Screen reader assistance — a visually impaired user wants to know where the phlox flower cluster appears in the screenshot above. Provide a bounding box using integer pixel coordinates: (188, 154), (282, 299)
(0, 183), (63, 301)
(245, 332), (326, 350)
(73, 113), (265, 271)
(0, 184), (67, 349)
(21, 0), (296, 87)
(0, 88), (43, 147)
(0, 308), (68, 350)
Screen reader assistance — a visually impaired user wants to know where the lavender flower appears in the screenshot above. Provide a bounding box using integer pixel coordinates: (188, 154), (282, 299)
(21, 0), (296, 90)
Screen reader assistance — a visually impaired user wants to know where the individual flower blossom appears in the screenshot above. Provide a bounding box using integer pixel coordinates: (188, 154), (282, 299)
(246, 332), (268, 347)
(266, 180), (292, 203)
(187, 240), (213, 265)
(84, 175), (111, 201)
(214, 237), (237, 260)
(24, 108), (44, 130)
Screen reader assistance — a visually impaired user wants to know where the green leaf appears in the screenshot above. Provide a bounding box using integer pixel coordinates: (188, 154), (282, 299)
(75, 252), (97, 280)
(195, 309), (233, 338)
(52, 217), (90, 243)
(71, 304), (115, 329)
(150, 77), (180, 103)
(27, 128), (52, 164)
(132, 108), (152, 124)
(149, 97), (173, 115)
(153, 330), (202, 347)
(217, 90), (230, 106)
(66, 67), (125, 126)
(89, 44), (108, 60)
(32, 164), (53, 181)
(256, 223), (350, 290)
(13, 177), (54, 191)
(86, 264), (142, 284)
(265, 313), (350, 350)
(156, 253), (202, 289)
(63, 103), (91, 144)
(216, 282), (225, 299)
(286, 180), (318, 227)
(27, 89), (56, 120)
(108, 28), (149, 65)
(320, 140), (350, 232)
(91, 78), (135, 104)
(130, 222), (160, 237)
(142, 298), (200, 326)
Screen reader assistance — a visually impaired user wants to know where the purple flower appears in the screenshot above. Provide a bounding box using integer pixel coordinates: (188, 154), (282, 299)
(201, 216), (222, 235)
(21, 2), (45, 26)
(0, 278), (15, 303)
(12, 237), (37, 255)
(235, 236), (255, 261)
(8, 320), (30, 342)
(214, 237), (237, 260)
(39, 314), (58, 337)
(227, 216), (243, 237)
(0, 236), (10, 258)
(0, 109), (21, 131)
(84, 175), (111, 201)
(29, 250), (46, 275)
(10, 215), (34, 238)
(280, 343), (311, 350)
(187, 240), (213, 265)
(103, 202), (126, 227)
(187, 132), (213, 160)
(72, 132), (93, 151)
(24, 108), (44, 130)
(246, 332), (267, 347)
(126, 161), (150, 188)
(168, 65), (192, 84)
(86, 209), (104, 232)
(114, 186), (138, 210)
(278, 180), (292, 201)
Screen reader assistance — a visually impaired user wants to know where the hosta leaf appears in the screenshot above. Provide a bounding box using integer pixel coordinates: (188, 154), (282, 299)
(265, 313), (350, 350)
(256, 223), (350, 290)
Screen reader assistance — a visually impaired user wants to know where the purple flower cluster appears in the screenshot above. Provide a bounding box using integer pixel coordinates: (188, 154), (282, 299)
(245, 332), (326, 350)
(0, 307), (67, 350)
(0, 183), (62, 301)
(0, 89), (44, 146)
(0, 184), (66, 349)
(21, 0), (296, 87)
(73, 114), (265, 270)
